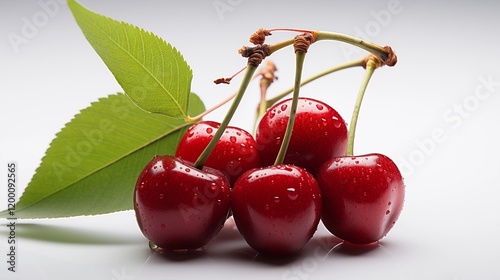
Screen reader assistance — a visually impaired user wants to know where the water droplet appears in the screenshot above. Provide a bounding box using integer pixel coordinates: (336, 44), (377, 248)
(240, 144), (247, 154)
(386, 177), (392, 183)
(229, 136), (237, 143)
(206, 127), (213, 134)
(316, 104), (324, 110)
(210, 183), (217, 191)
(281, 104), (288, 111)
(269, 111), (276, 119)
(284, 166), (293, 172)
(236, 131), (241, 136)
(355, 160), (359, 164)
(273, 196), (280, 203)
(187, 131), (194, 138)
(376, 164), (384, 172)
(388, 201), (392, 206)
(333, 120), (342, 128)
(321, 118), (328, 127)
(287, 188), (298, 200)
(185, 168), (191, 173)
(386, 210), (391, 215)
(159, 193), (164, 199)
(362, 191), (367, 197)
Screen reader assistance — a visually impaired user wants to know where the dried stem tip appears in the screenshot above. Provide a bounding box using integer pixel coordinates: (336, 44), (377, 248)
(239, 44), (271, 68)
(258, 61), (278, 82)
(382, 45), (398, 67)
(214, 77), (231, 85)
(250, 28), (272, 45)
(294, 32), (315, 53)
(362, 54), (383, 69)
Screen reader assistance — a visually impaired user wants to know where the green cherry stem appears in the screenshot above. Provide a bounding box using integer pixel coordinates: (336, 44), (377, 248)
(265, 57), (365, 110)
(274, 51), (307, 165)
(193, 65), (257, 169)
(345, 58), (378, 157)
(315, 31), (397, 66)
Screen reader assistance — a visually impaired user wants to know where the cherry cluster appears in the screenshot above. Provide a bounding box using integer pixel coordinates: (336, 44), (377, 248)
(133, 29), (405, 256)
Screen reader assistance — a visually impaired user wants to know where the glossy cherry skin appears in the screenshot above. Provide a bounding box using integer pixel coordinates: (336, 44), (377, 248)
(134, 155), (231, 251)
(231, 164), (322, 255)
(316, 153), (405, 244)
(175, 121), (261, 186)
(256, 97), (348, 175)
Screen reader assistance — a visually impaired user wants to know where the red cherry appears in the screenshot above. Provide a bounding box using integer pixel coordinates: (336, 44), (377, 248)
(256, 97), (347, 175)
(134, 155), (231, 251)
(316, 153), (405, 244)
(175, 120), (261, 186)
(231, 164), (322, 255)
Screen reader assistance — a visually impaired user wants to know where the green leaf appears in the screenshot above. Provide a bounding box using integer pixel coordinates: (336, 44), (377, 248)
(0, 93), (205, 219)
(67, 0), (193, 119)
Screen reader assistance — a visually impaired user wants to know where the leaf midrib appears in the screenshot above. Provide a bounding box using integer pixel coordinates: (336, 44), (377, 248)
(15, 122), (191, 215)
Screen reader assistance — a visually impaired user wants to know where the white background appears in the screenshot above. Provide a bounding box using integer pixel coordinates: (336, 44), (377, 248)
(1, 0), (500, 279)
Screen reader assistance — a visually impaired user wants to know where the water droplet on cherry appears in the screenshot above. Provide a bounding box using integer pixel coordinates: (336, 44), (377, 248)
(287, 188), (298, 200)
(386, 210), (391, 215)
(281, 104), (288, 111)
(229, 136), (237, 143)
(273, 196), (280, 203)
(316, 104), (323, 110)
(321, 118), (328, 127)
(376, 164), (384, 172)
(206, 127), (213, 134)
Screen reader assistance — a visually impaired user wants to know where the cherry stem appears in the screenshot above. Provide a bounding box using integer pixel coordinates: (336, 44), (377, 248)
(253, 80), (270, 133)
(186, 92), (237, 122)
(267, 28), (314, 33)
(274, 51), (307, 165)
(193, 65), (257, 169)
(345, 58), (377, 156)
(315, 31), (396, 66)
(265, 57), (365, 111)
(269, 39), (295, 55)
